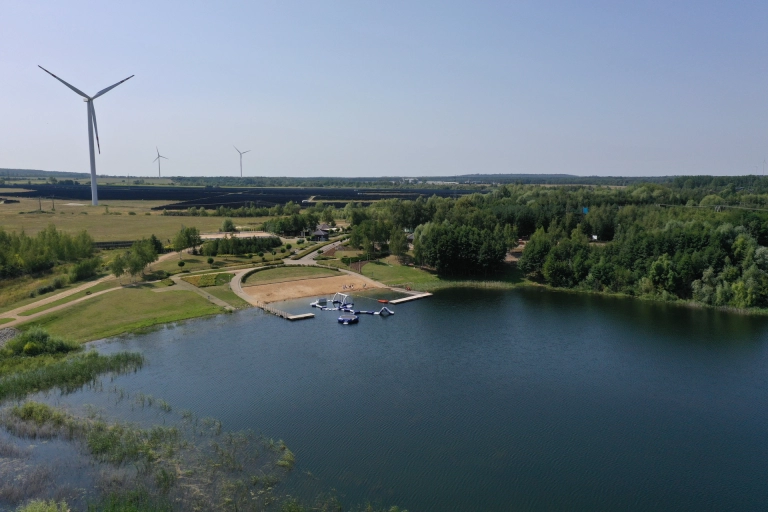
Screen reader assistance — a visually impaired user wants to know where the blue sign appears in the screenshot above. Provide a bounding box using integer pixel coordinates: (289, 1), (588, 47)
(582, 207), (589, 214)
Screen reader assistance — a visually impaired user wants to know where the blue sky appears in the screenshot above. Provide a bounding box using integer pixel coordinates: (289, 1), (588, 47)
(2, 1), (767, 177)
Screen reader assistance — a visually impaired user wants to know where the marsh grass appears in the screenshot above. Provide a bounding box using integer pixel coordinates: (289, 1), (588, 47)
(1, 402), (297, 511)
(0, 351), (144, 402)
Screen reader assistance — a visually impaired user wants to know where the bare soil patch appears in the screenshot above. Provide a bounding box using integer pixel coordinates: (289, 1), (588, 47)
(242, 275), (381, 303)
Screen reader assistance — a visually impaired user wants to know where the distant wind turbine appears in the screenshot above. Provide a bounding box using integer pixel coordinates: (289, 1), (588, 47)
(39, 66), (133, 206)
(234, 146), (251, 177)
(153, 147), (168, 178)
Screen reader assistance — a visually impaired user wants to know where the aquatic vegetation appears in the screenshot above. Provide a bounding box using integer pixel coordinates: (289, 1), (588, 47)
(0, 351), (144, 402)
(1, 402), (297, 511)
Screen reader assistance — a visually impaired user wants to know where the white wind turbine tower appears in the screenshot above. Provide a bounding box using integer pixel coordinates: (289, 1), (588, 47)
(39, 65), (134, 205)
(153, 147), (168, 178)
(234, 146), (251, 177)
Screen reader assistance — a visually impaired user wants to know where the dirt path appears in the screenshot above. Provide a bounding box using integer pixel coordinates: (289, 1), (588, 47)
(0, 249), (186, 325)
(0, 287), (120, 329)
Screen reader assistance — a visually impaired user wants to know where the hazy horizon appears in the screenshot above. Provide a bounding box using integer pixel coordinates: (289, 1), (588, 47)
(2, 1), (767, 178)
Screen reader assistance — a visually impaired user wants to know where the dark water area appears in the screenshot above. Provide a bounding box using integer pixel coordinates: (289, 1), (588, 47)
(51, 289), (768, 510)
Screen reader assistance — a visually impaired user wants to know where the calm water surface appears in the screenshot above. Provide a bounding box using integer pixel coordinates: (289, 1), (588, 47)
(58, 288), (768, 510)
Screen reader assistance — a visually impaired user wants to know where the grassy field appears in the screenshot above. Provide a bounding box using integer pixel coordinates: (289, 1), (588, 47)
(24, 287), (225, 343)
(0, 318), (12, 325)
(0, 270), (107, 314)
(0, 197), (269, 241)
(17, 281), (120, 316)
(359, 255), (527, 291)
(205, 284), (252, 308)
(361, 256), (441, 286)
(243, 266), (337, 285)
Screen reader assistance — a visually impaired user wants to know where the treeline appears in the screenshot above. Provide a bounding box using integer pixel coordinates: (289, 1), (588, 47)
(344, 181), (768, 298)
(201, 236), (282, 256)
(519, 215), (768, 308)
(262, 213), (321, 236)
(0, 225), (94, 278)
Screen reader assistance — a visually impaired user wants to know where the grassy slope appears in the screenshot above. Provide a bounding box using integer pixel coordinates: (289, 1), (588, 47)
(18, 281), (120, 316)
(24, 287), (224, 343)
(360, 257), (441, 286)
(360, 256), (527, 290)
(205, 284), (252, 308)
(243, 266), (337, 285)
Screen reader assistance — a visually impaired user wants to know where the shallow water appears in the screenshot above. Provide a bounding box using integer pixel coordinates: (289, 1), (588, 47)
(40, 288), (768, 510)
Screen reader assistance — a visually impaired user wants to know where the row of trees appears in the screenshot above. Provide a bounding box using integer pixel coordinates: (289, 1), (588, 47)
(262, 213), (320, 236)
(201, 236), (282, 257)
(0, 225), (94, 278)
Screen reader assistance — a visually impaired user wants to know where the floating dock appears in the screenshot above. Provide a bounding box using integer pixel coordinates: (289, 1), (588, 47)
(255, 301), (315, 321)
(389, 292), (433, 304)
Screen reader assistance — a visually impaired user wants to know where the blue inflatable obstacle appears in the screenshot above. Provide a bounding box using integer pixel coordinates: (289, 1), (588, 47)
(340, 306), (395, 316)
(338, 314), (359, 325)
(311, 292), (354, 311)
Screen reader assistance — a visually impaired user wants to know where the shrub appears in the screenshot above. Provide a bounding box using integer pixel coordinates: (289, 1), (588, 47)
(221, 218), (237, 232)
(4, 326), (79, 357)
(207, 257), (214, 265)
(128, 211), (137, 216)
(177, 261), (185, 268)
(297, 239), (305, 244)
(16, 499), (69, 512)
(69, 256), (101, 282)
(286, 244), (292, 250)
(258, 252), (264, 257)
(280, 248), (286, 253)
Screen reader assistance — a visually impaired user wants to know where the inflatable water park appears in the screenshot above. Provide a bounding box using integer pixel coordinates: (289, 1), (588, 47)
(310, 293), (395, 325)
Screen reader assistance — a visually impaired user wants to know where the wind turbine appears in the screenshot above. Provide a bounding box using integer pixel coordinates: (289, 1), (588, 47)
(153, 147), (168, 178)
(39, 65), (133, 205)
(234, 146), (251, 177)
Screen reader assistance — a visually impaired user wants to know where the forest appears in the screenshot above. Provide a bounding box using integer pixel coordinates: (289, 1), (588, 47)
(342, 177), (768, 309)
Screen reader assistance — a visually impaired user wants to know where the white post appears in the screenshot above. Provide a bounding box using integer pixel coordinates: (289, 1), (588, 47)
(87, 101), (99, 205)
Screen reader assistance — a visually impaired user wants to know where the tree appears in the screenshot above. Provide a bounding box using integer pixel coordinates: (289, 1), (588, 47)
(110, 254), (126, 281)
(221, 218), (237, 232)
(390, 229), (408, 263)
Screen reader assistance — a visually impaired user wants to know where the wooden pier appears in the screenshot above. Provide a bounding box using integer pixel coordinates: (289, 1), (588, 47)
(255, 301), (315, 321)
(389, 291), (433, 304)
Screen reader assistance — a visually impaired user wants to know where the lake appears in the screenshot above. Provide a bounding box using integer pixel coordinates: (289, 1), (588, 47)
(50, 288), (768, 510)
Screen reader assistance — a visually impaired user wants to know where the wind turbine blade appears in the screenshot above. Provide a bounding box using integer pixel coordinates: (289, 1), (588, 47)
(243, 150), (251, 154)
(153, 156), (159, 162)
(234, 146), (241, 154)
(90, 104), (101, 154)
(92, 75), (134, 99)
(38, 65), (90, 98)
(160, 156), (168, 160)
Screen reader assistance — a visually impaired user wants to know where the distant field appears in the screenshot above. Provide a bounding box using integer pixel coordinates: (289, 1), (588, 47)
(0, 197), (263, 241)
(242, 266), (337, 285)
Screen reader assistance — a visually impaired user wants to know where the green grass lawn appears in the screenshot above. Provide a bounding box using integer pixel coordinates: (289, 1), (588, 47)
(0, 317), (12, 325)
(205, 284), (252, 309)
(360, 256), (527, 290)
(361, 257), (441, 286)
(24, 287), (225, 343)
(242, 266), (337, 285)
(18, 281), (120, 316)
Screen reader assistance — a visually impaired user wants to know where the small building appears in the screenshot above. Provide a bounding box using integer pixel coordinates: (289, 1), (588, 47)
(312, 229), (328, 241)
